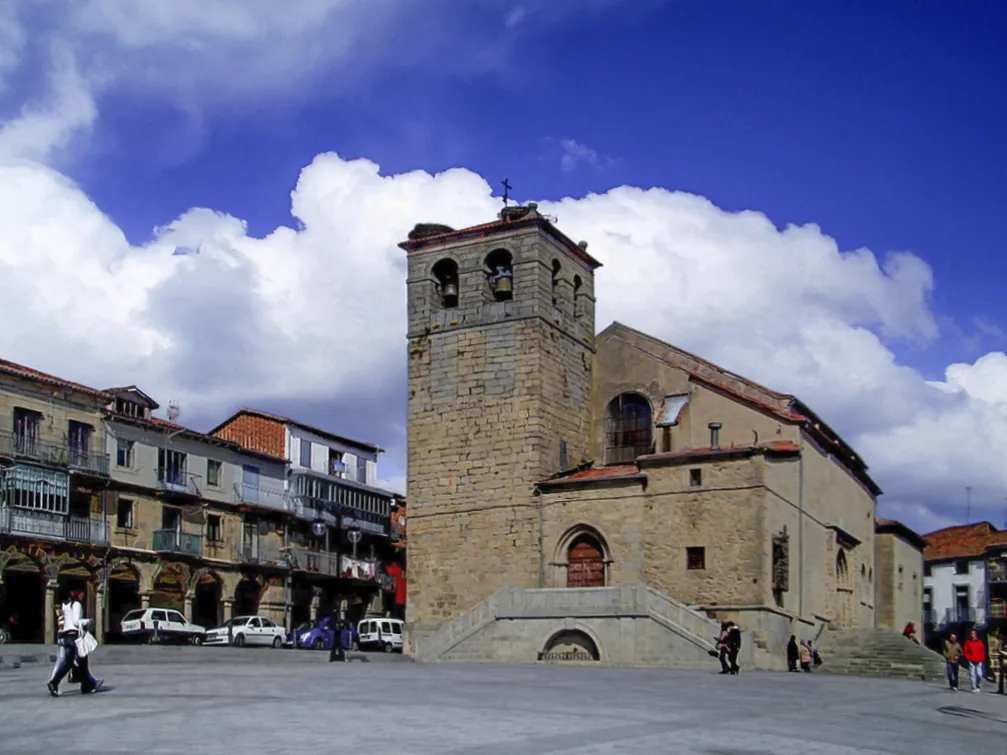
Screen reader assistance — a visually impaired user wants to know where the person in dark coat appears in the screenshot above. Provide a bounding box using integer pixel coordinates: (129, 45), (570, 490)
(725, 622), (742, 675)
(328, 618), (346, 663)
(786, 635), (799, 672)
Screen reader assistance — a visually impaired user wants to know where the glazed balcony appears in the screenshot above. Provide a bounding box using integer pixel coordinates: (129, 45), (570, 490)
(152, 529), (201, 556)
(0, 507), (108, 544)
(988, 560), (1007, 583)
(0, 430), (109, 476)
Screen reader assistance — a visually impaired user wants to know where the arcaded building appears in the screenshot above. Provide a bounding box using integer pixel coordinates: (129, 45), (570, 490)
(400, 204), (924, 667)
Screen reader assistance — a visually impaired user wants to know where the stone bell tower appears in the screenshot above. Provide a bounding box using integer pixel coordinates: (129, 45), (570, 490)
(399, 203), (601, 647)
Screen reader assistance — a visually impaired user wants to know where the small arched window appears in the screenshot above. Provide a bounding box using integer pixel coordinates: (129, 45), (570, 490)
(572, 275), (583, 318)
(604, 393), (653, 464)
(431, 258), (459, 309)
(484, 248), (513, 302)
(551, 259), (561, 307)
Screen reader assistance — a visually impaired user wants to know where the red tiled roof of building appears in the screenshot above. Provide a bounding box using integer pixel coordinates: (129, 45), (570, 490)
(0, 358), (110, 400)
(639, 440), (802, 462)
(108, 414), (287, 464)
(922, 521), (1007, 562)
(540, 441), (802, 488)
(539, 463), (643, 487)
(209, 408), (381, 454)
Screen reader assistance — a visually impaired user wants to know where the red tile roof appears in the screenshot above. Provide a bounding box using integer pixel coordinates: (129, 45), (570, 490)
(601, 324), (882, 496)
(0, 357), (110, 400)
(539, 463), (644, 487)
(644, 440), (801, 459)
(540, 442), (801, 488)
(108, 413), (287, 464)
(923, 522), (1007, 562)
(209, 408), (382, 454)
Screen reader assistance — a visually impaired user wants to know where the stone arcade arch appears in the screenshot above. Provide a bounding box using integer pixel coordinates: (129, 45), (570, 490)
(106, 562), (141, 642)
(234, 577), (261, 617)
(539, 628), (601, 662)
(192, 571), (223, 629)
(0, 547), (45, 643)
(554, 525), (611, 589)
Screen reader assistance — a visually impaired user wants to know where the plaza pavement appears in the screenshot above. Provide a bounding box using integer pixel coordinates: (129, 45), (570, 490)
(0, 651), (1004, 755)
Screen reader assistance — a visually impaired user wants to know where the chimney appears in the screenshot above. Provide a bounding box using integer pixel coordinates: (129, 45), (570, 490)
(708, 422), (722, 450)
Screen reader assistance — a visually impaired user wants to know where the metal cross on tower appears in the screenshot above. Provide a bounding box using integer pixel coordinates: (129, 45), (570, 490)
(501, 178), (513, 206)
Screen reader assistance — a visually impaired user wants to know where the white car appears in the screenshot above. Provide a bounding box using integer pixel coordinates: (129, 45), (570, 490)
(203, 615), (287, 648)
(120, 608), (206, 645)
(357, 617), (404, 653)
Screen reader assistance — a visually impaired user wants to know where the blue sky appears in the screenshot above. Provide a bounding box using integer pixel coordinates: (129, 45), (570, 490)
(2, 0), (1007, 532)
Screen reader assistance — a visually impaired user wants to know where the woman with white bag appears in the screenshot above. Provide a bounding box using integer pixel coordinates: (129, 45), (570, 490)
(46, 587), (103, 696)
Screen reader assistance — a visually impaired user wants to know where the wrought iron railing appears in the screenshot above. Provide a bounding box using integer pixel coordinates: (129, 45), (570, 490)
(0, 429), (109, 475)
(156, 470), (202, 497)
(289, 546), (339, 576)
(235, 542), (292, 568)
(152, 529), (201, 555)
(0, 507), (108, 544)
(945, 607), (976, 624)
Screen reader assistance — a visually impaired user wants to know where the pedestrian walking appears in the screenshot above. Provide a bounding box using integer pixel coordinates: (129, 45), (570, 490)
(786, 635), (799, 672)
(799, 640), (812, 672)
(715, 622), (730, 674)
(944, 633), (963, 691)
(725, 621), (742, 675)
(963, 630), (985, 693)
(47, 588), (103, 697)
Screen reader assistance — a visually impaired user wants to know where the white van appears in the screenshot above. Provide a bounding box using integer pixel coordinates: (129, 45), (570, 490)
(357, 617), (403, 653)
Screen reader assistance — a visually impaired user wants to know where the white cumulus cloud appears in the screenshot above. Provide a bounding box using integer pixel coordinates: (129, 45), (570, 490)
(0, 0), (1003, 533)
(0, 145), (1005, 532)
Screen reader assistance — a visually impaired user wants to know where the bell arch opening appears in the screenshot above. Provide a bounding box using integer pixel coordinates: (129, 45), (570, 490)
(431, 258), (459, 309)
(484, 248), (514, 302)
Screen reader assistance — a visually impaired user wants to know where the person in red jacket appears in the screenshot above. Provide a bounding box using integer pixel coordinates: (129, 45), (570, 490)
(963, 629), (986, 693)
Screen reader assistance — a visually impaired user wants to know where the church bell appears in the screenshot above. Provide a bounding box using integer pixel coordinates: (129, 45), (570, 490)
(492, 275), (513, 294)
(442, 282), (458, 299)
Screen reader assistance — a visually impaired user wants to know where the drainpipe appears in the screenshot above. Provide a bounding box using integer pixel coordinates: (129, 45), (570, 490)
(537, 487), (545, 588)
(798, 437), (805, 618)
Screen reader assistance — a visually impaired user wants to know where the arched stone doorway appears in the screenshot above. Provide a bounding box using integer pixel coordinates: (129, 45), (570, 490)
(0, 552), (45, 643)
(539, 629), (600, 662)
(567, 535), (606, 588)
(151, 568), (184, 611)
(835, 549), (854, 628)
(192, 571), (222, 628)
(107, 563), (141, 642)
(234, 578), (260, 617)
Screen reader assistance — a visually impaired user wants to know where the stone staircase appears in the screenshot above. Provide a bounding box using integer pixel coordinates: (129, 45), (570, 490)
(816, 628), (946, 682)
(410, 583), (755, 669)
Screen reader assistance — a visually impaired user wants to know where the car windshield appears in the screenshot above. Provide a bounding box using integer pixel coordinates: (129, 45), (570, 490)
(122, 610), (145, 622)
(223, 617), (249, 627)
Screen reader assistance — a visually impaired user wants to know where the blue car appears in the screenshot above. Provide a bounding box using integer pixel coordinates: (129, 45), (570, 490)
(291, 616), (336, 650)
